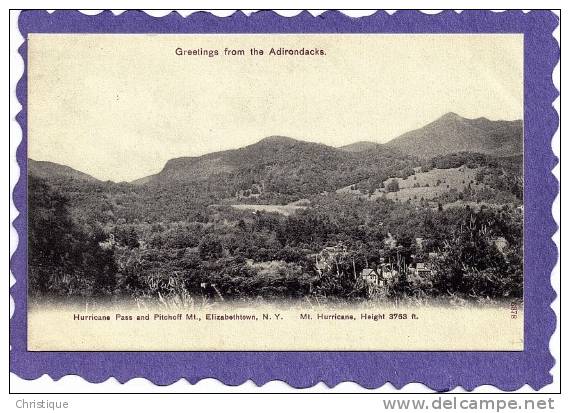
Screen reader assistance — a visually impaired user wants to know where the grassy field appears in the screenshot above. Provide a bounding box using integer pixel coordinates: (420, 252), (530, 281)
(338, 166), (485, 203)
(229, 202), (307, 216)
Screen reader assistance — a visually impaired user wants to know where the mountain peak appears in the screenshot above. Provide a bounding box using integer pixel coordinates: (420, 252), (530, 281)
(257, 135), (299, 145)
(386, 113), (523, 159)
(437, 112), (463, 122)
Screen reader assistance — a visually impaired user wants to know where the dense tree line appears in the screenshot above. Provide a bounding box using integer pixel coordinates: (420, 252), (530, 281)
(28, 176), (116, 298)
(27, 147), (524, 304)
(28, 175), (523, 303)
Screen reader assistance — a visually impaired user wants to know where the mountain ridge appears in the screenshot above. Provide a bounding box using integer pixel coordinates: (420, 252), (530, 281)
(385, 112), (522, 159)
(339, 141), (382, 152)
(28, 159), (100, 183)
(29, 113), (522, 185)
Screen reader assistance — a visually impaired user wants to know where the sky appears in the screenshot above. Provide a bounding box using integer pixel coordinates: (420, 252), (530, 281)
(28, 34), (523, 182)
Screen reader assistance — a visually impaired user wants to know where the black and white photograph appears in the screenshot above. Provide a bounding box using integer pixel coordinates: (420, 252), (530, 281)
(25, 33), (524, 350)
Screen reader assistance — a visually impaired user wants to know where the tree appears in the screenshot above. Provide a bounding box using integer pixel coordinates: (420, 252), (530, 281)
(115, 225), (139, 248)
(28, 176), (116, 298)
(430, 212), (522, 298)
(386, 179), (400, 192)
(198, 234), (224, 260)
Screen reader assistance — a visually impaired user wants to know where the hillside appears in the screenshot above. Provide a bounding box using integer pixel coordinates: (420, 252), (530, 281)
(337, 153), (522, 208)
(28, 159), (100, 182)
(385, 112), (522, 159)
(27, 113), (523, 223)
(339, 141), (382, 152)
(132, 136), (418, 202)
(129, 113), (522, 194)
(28, 114), (524, 306)
(339, 165), (485, 201)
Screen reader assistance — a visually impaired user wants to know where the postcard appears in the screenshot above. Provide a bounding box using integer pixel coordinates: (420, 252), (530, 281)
(11, 10), (559, 390)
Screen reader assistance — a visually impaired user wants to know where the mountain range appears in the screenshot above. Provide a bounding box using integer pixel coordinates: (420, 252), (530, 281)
(29, 113), (522, 188)
(385, 112), (522, 159)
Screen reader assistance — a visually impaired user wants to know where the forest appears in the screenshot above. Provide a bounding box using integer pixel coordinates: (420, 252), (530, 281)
(27, 140), (524, 307)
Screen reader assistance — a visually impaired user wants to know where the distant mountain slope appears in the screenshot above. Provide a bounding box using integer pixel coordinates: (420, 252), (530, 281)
(339, 141), (382, 152)
(28, 159), (100, 182)
(136, 136), (417, 196)
(29, 112), (523, 208)
(385, 112), (523, 159)
(145, 136), (339, 184)
(28, 123), (524, 225)
(130, 174), (157, 185)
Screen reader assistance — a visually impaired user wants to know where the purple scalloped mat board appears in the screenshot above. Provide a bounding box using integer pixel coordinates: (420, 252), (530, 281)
(10, 10), (559, 390)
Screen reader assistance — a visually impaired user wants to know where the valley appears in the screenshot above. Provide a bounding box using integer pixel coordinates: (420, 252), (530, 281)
(27, 112), (524, 306)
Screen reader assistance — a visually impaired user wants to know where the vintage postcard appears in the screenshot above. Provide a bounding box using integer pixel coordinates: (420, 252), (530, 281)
(11, 10), (559, 390)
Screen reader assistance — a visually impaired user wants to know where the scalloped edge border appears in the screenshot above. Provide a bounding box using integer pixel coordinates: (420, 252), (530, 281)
(10, 9), (559, 391)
